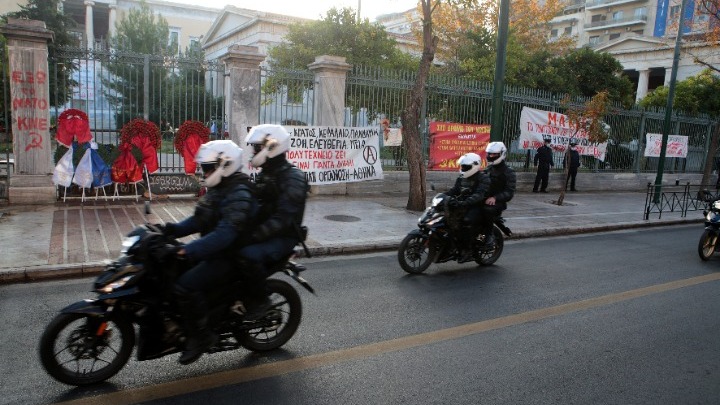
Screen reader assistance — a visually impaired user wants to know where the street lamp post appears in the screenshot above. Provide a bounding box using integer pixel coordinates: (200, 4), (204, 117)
(490, 0), (510, 142)
(653, 0), (688, 203)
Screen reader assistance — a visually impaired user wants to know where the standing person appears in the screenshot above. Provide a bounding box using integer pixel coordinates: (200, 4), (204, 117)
(239, 124), (309, 319)
(161, 140), (259, 365)
(445, 152), (490, 263)
(533, 136), (554, 193)
(480, 142), (516, 247)
(564, 140), (580, 192)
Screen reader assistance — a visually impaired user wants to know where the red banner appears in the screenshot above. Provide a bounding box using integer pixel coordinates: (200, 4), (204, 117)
(428, 122), (491, 171)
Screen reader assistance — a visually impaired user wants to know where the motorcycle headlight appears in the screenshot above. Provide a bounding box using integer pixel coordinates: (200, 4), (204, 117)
(99, 275), (133, 293)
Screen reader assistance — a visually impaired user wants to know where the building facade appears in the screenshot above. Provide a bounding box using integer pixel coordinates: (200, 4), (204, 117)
(549, 0), (720, 102)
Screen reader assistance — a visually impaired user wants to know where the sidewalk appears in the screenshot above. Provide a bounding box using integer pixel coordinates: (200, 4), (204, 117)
(0, 190), (702, 283)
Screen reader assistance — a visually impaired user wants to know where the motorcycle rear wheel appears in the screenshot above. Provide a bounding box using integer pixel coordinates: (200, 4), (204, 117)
(39, 313), (135, 386)
(475, 228), (504, 266)
(698, 229), (717, 261)
(398, 233), (436, 274)
(237, 279), (302, 352)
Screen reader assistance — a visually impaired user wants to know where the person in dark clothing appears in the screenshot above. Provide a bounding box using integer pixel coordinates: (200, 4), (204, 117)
(162, 140), (259, 365)
(533, 137), (554, 193)
(481, 142), (516, 247)
(564, 140), (581, 191)
(446, 152), (491, 263)
(239, 124), (309, 319)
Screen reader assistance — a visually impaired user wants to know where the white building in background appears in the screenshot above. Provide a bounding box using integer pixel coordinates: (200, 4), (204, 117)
(549, 0), (720, 102)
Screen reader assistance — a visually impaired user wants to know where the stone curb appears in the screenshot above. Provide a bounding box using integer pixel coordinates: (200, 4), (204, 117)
(0, 219), (700, 285)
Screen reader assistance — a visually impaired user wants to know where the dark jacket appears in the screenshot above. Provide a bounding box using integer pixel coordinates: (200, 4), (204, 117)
(172, 172), (258, 261)
(484, 161), (516, 210)
(446, 171), (490, 208)
(252, 158), (309, 242)
(563, 149), (580, 169)
(534, 144), (554, 167)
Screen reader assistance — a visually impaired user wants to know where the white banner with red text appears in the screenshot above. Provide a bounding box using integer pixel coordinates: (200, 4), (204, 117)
(643, 133), (688, 158)
(518, 106), (608, 161)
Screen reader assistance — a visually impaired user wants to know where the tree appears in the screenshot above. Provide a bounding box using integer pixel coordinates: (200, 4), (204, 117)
(102, 1), (175, 126)
(1, 0), (78, 108)
(640, 69), (720, 186)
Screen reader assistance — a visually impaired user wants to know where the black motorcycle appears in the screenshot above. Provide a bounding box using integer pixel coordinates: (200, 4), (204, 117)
(398, 193), (511, 274)
(38, 217), (314, 386)
(698, 199), (720, 260)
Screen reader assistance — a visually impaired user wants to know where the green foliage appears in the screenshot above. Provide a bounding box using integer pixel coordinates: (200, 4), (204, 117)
(551, 48), (634, 107)
(640, 69), (720, 117)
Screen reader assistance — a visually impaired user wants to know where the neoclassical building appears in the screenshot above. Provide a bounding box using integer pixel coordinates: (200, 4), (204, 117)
(549, 0), (720, 102)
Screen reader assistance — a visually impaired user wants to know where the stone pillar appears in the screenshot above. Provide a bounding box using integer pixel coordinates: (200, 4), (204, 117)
(219, 45), (265, 145)
(636, 68), (650, 102)
(307, 55), (352, 195)
(85, 0), (94, 50)
(664, 67), (672, 86)
(108, 3), (117, 39)
(308, 55), (352, 126)
(0, 19), (55, 204)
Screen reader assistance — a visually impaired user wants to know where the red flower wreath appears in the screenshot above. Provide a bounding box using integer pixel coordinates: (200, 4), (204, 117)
(174, 120), (210, 174)
(56, 108), (92, 146)
(117, 118), (161, 174)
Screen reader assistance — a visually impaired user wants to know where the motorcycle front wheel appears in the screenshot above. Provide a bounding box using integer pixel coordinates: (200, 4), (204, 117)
(475, 228), (504, 266)
(398, 233), (436, 274)
(698, 229), (717, 261)
(39, 313), (135, 386)
(237, 279), (302, 352)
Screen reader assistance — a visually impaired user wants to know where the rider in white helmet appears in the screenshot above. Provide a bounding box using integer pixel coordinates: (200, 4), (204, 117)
(446, 152), (491, 263)
(239, 124), (309, 320)
(481, 141), (516, 247)
(161, 140), (259, 365)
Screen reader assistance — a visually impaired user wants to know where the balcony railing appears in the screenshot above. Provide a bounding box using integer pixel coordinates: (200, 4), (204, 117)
(585, 0), (647, 9)
(586, 14), (647, 30)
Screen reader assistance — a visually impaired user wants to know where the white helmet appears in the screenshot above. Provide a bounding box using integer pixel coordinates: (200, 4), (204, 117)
(244, 124), (291, 168)
(194, 140), (244, 188)
(485, 142), (507, 166)
(458, 153), (482, 178)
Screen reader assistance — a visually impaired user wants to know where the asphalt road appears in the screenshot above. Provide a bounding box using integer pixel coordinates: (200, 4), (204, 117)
(1, 224), (719, 405)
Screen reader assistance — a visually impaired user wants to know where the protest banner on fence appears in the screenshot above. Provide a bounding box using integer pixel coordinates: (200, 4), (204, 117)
(644, 133), (688, 158)
(428, 122), (491, 171)
(518, 106), (608, 161)
(281, 126), (383, 185)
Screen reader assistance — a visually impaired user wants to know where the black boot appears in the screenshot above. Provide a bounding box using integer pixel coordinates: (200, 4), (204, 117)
(174, 286), (218, 365)
(239, 262), (272, 321)
(482, 231), (496, 249)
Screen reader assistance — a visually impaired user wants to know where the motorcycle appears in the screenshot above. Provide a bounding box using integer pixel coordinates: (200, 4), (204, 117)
(698, 199), (720, 260)
(397, 193), (512, 274)
(39, 207), (314, 386)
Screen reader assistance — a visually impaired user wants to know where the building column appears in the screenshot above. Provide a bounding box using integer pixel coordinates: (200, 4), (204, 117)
(84, 0), (94, 50)
(664, 67), (672, 86)
(108, 3), (117, 39)
(308, 55), (352, 126)
(0, 19), (56, 204)
(219, 45), (265, 146)
(636, 68), (650, 102)
(308, 55), (352, 195)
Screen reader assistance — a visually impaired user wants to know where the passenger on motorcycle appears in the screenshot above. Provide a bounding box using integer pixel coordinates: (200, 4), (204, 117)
(446, 152), (491, 263)
(480, 142), (516, 247)
(239, 124), (310, 320)
(161, 140), (259, 365)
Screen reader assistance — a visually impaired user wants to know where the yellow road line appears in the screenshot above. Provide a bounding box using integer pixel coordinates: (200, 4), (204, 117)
(56, 272), (720, 405)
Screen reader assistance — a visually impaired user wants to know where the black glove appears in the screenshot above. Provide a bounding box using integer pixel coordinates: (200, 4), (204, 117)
(159, 222), (177, 237)
(447, 197), (459, 208)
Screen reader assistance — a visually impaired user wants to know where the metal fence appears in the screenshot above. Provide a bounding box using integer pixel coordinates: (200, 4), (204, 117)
(47, 46), (226, 175)
(2, 47), (719, 202)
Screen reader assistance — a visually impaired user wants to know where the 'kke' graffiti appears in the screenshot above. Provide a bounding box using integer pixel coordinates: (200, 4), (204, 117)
(10, 69), (49, 153)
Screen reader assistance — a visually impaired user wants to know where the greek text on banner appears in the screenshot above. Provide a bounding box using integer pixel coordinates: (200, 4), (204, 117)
(284, 126), (384, 185)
